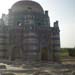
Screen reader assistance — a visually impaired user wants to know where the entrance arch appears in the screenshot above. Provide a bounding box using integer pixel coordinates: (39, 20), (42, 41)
(41, 47), (48, 61)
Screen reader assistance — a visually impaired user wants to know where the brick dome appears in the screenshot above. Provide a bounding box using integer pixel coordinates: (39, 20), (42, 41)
(11, 0), (44, 13)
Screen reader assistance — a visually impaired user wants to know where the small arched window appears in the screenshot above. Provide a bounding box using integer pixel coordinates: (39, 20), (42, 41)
(38, 22), (41, 25)
(17, 21), (22, 26)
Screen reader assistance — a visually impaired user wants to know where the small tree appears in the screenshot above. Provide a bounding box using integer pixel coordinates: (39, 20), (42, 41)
(68, 48), (75, 57)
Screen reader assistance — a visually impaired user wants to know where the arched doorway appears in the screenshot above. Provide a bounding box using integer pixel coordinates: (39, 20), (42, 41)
(41, 47), (48, 61)
(11, 47), (22, 61)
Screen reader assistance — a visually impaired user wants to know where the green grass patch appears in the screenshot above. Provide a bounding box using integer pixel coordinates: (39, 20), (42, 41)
(60, 48), (69, 58)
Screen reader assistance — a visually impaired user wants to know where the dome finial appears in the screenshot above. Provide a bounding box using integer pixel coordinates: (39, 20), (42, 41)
(22, 0), (32, 1)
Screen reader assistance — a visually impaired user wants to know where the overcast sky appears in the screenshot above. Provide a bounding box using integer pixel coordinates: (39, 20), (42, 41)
(0, 0), (74, 48)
